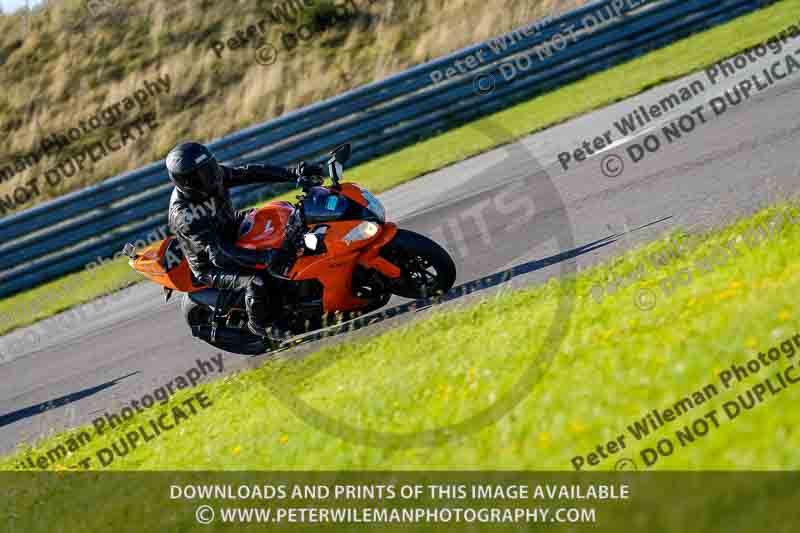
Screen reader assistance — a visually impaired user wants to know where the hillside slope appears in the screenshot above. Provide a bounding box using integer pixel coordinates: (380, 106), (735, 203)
(0, 0), (589, 212)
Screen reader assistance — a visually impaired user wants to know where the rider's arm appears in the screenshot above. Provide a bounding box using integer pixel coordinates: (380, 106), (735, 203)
(173, 207), (268, 271)
(221, 164), (296, 188)
(209, 238), (275, 271)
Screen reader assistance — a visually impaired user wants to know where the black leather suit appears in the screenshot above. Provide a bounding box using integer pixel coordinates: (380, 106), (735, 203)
(168, 164), (296, 324)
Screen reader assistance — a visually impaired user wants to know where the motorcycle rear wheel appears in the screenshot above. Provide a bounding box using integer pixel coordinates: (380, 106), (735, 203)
(380, 229), (456, 299)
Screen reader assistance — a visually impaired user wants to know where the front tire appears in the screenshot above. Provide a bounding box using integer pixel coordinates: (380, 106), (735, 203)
(380, 229), (456, 299)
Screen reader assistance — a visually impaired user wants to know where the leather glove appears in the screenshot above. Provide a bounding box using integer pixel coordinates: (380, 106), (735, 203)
(292, 161), (325, 190)
(291, 161), (325, 178)
(297, 174), (325, 190)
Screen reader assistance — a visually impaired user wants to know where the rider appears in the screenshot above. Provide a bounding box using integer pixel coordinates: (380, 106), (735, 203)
(166, 141), (323, 341)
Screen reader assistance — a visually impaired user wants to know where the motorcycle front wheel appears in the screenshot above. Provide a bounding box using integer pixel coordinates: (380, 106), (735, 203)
(380, 229), (456, 299)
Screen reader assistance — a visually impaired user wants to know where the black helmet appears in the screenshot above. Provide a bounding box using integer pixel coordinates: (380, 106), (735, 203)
(166, 142), (223, 198)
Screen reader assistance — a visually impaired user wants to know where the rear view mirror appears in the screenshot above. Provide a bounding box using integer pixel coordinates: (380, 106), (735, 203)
(331, 143), (351, 164)
(327, 143), (351, 185)
(123, 242), (138, 259)
(328, 161), (344, 184)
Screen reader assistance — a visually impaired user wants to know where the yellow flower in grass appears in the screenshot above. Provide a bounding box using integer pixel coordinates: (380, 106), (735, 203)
(729, 281), (743, 290)
(779, 310), (792, 322)
(745, 337), (758, 349)
(598, 329), (616, 342)
(537, 432), (551, 448)
(438, 384), (452, 401)
(687, 297), (698, 307)
(279, 435), (289, 445)
(751, 279), (769, 290)
(232, 446), (241, 456)
(715, 289), (739, 302)
(468, 368), (477, 384)
(569, 422), (587, 434)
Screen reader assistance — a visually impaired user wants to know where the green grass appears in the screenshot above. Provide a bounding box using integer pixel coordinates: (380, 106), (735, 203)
(4, 198), (800, 473)
(0, 256), (140, 337)
(1, 0), (796, 336)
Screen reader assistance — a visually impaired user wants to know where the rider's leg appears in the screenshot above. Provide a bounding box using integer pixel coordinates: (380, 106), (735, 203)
(200, 267), (293, 342)
(244, 275), (269, 336)
(245, 274), (293, 341)
(197, 270), (277, 339)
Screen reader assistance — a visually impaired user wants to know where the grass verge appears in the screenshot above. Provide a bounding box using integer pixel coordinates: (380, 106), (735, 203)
(0, 0), (796, 337)
(4, 197), (800, 472)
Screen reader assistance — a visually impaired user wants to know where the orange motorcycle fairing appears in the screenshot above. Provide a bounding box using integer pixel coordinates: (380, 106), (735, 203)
(333, 183), (401, 279)
(289, 221), (398, 312)
(336, 183), (370, 208)
(129, 238), (204, 292)
(357, 222), (401, 279)
(236, 201), (295, 252)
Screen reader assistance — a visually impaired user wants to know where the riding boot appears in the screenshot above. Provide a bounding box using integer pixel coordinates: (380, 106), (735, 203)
(245, 275), (293, 341)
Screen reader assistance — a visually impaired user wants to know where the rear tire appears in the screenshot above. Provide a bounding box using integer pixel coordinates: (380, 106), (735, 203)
(181, 293), (212, 327)
(380, 229), (456, 299)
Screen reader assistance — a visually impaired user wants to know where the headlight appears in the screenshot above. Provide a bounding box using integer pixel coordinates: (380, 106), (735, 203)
(343, 222), (380, 245)
(360, 189), (386, 223)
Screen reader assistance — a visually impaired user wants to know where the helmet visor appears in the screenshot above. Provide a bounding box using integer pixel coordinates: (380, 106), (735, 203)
(179, 159), (222, 197)
(194, 160), (222, 194)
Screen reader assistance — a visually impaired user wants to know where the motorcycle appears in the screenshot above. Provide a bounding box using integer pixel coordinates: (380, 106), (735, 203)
(124, 144), (457, 354)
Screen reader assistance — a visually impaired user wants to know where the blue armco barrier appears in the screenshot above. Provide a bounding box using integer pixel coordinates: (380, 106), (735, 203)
(0, 0), (774, 298)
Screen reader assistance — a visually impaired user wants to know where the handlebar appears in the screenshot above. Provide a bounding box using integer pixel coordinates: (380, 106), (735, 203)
(297, 174), (325, 191)
(297, 143), (351, 192)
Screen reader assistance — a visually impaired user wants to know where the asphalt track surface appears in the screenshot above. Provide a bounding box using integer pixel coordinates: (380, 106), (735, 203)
(1, 47), (799, 455)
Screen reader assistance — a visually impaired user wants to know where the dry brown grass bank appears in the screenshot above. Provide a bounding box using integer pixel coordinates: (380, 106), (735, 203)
(0, 0), (590, 211)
